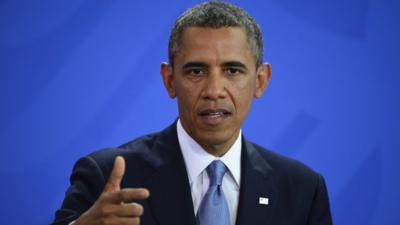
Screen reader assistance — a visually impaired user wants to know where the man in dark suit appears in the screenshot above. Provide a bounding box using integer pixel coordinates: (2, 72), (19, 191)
(53, 2), (333, 225)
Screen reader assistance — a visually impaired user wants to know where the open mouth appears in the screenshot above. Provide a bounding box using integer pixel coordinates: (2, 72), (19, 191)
(198, 109), (232, 125)
(198, 109), (232, 117)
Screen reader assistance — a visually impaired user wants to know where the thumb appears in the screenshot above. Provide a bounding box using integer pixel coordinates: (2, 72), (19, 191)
(104, 156), (125, 192)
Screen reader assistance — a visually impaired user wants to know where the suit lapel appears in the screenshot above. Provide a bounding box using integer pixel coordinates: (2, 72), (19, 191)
(143, 123), (197, 225)
(235, 138), (278, 225)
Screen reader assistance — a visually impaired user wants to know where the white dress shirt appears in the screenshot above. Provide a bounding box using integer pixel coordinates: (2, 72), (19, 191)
(177, 119), (242, 225)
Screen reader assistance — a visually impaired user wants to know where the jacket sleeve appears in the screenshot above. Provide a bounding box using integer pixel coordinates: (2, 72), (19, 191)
(306, 175), (333, 225)
(51, 156), (106, 225)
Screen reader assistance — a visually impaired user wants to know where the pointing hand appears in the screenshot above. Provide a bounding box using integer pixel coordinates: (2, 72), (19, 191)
(74, 156), (150, 225)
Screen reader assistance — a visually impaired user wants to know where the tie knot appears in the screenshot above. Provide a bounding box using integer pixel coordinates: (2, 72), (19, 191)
(206, 160), (227, 186)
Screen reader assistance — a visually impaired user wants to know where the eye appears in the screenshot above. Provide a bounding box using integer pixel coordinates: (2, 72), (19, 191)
(225, 67), (244, 75)
(186, 68), (206, 76)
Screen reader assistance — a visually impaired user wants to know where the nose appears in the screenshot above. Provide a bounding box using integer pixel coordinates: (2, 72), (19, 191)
(201, 70), (227, 100)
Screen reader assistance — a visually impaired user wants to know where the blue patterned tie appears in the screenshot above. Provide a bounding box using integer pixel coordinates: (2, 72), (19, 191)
(196, 160), (231, 225)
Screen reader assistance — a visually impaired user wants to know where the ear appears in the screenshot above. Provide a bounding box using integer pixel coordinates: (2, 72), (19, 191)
(160, 62), (176, 98)
(254, 63), (271, 98)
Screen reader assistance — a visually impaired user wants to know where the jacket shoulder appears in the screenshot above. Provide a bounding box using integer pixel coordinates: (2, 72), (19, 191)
(88, 132), (158, 162)
(250, 142), (322, 182)
(83, 132), (162, 183)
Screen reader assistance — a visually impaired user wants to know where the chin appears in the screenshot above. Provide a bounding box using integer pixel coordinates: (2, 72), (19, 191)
(197, 132), (235, 147)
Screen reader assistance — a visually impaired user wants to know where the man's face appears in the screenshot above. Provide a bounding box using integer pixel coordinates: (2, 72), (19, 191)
(161, 27), (270, 156)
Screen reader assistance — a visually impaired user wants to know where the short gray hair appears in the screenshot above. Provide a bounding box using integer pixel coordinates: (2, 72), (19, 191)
(168, 1), (264, 67)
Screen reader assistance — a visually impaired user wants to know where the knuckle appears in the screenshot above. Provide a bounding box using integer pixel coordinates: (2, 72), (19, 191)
(98, 205), (112, 216)
(120, 189), (135, 202)
(99, 192), (111, 202)
(118, 190), (127, 200)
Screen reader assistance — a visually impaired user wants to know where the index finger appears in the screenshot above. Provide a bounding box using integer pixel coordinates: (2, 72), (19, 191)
(108, 188), (150, 204)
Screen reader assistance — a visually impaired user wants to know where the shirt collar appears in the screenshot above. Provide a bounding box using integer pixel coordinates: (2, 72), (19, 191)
(177, 119), (242, 187)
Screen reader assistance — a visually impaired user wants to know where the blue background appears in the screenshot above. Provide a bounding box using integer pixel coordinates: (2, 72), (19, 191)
(1, 0), (399, 224)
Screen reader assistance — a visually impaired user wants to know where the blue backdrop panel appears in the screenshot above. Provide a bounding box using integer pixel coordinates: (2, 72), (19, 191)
(0, 0), (399, 224)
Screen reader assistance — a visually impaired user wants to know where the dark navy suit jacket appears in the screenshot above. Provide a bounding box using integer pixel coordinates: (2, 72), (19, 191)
(52, 123), (333, 225)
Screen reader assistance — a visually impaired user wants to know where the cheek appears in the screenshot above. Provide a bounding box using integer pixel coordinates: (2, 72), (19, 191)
(231, 79), (255, 114)
(176, 82), (199, 114)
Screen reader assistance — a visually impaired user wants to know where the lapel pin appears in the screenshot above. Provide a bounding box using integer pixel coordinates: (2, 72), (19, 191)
(259, 197), (269, 205)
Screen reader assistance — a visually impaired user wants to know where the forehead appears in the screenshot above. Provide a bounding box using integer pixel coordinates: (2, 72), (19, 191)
(176, 27), (255, 65)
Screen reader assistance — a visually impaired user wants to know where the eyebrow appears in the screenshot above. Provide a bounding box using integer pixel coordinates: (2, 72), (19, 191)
(181, 60), (248, 70)
(182, 61), (208, 69)
(222, 61), (248, 70)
